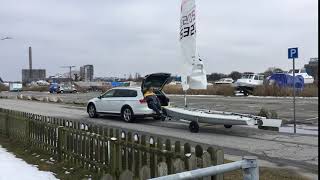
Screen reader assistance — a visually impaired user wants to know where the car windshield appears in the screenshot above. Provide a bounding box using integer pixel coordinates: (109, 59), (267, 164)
(241, 74), (254, 79)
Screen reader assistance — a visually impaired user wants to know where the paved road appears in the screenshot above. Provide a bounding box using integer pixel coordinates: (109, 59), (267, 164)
(0, 99), (317, 177)
(0, 91), (318, 125)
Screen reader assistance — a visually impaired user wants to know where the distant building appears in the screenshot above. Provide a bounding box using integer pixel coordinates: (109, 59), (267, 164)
(22, 69), (46, 84)
(80, 65), (94, 82)
(304, 58), (318, 82)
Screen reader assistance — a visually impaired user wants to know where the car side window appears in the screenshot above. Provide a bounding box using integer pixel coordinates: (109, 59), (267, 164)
(101, 89), (115, 98)
(126, 90), (137, 97)
(114, 89), (137, 97)
(254, 75), (259, 80)
(259, 76), (264, 80)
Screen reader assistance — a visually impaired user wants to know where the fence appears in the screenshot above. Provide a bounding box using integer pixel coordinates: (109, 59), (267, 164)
(0, 108), (224, 180)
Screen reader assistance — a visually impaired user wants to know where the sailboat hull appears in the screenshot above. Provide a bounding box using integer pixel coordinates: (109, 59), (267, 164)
(163, 107), (282, 128)
(165, 107), (257, 126)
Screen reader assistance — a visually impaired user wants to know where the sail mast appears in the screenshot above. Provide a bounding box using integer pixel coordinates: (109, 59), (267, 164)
(180, 0), (207, 92)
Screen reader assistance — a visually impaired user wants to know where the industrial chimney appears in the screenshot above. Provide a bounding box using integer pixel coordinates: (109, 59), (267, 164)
(29, 46), (32, 78)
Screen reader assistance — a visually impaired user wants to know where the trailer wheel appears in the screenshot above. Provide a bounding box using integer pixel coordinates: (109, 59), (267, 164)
(189, 121), (199, 133)
(224, 125), (232, 128)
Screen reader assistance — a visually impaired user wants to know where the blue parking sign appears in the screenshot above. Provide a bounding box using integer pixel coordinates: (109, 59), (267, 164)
(288, 48), (298, 59)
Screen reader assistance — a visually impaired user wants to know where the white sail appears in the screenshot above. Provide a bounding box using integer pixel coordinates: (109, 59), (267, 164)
(180, 0), (207, 90)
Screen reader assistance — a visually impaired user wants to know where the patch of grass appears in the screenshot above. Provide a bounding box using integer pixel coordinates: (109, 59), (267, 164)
(253, 85), (292, 97)
(164, 84), (318, 97)
(163, 84), (235, 96)
(223, 159), (310, 180)
(0, 136), (99, 180)
(253, 84), (318, 97)
(300, 84), (318, 97)
(22, 86), (49, 92)
(0, 84), (9, 92)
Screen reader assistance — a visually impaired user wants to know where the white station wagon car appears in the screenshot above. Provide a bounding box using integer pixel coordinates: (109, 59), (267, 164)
(87, 73), (171, 122)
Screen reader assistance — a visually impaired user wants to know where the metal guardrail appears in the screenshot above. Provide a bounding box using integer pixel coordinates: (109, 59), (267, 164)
(149, 156), (259, 180)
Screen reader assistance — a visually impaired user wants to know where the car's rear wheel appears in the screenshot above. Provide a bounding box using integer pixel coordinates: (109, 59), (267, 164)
(189, 121), (199, 133)
(224, 125), (232, 128)
(121, 106), (135, 123)
(88, 104), (98, 118)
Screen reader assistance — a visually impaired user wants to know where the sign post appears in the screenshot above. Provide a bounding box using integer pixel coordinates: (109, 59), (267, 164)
(288, 47), (298, 133)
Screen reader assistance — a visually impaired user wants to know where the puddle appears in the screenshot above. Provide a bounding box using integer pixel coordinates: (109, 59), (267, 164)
(279, 124), (318, 135)
(240, 124), (318, 135)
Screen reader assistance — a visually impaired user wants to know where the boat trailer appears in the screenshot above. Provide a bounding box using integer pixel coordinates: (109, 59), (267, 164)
(162, 106), (282, 133)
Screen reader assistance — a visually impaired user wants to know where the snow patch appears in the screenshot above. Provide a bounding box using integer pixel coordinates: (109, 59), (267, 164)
(0, 146), (58, 180)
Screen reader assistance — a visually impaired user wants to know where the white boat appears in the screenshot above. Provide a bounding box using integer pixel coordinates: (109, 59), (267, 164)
(179, 0), (207, 91)
(232, 73), (264, 95)
(36, 80), (50, 86)
(164, 107), (281, 128)
(214, 78), (234, 84)
(287, 68), (314, 84)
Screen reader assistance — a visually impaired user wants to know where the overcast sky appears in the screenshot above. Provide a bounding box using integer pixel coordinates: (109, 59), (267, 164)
(0, 0), (318, 81)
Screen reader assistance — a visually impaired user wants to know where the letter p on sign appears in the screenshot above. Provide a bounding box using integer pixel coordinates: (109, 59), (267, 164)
(288, 48), (298, 59)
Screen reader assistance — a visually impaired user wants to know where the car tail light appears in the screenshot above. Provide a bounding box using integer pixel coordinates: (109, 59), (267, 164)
(139, 98), (146, 104)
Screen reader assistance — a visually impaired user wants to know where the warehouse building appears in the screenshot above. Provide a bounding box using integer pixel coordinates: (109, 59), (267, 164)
(22, 69), (46, 84)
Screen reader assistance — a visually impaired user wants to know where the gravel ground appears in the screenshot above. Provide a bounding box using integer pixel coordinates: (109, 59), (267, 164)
(0, 91), (318, 125)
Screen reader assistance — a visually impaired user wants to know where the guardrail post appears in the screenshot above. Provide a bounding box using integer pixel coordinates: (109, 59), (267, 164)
(242, 156), (259, 180)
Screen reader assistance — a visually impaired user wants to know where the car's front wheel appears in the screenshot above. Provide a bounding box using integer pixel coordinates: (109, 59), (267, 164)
(189, 121), (199, 133)
(88, 104), (98, 118)
(121, 106), (135, 123)
(224, 125), (232, 128)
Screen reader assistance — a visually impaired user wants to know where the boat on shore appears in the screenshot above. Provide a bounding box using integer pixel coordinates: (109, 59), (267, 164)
(214, 78), (234, 85)
(232, 72), (264, 95)
(287, 68), (314, 84)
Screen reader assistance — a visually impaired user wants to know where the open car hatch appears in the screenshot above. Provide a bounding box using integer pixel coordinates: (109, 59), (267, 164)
(141, 73), (172, 93)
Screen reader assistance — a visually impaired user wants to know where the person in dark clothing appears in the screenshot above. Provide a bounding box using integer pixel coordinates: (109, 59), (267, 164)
(143, 85), (166, 120)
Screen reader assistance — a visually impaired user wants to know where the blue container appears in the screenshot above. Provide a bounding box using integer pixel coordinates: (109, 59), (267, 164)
(268, 73), (304, 89)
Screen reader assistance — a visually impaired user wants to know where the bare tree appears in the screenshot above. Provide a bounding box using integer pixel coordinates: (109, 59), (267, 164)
(264, 67), (284, 77)
(228, 71), (242, 81)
